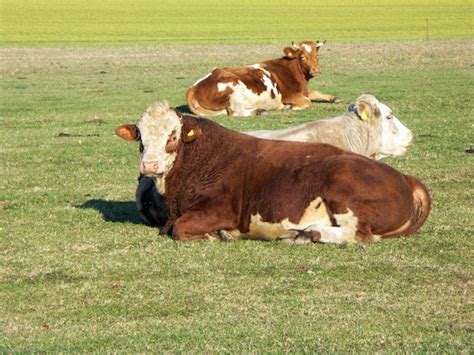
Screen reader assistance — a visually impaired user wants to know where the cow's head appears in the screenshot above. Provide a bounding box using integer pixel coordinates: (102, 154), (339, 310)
(283, 40), (325, 78)
(115, 101), (201, 177)
(350, 94), (413, 159)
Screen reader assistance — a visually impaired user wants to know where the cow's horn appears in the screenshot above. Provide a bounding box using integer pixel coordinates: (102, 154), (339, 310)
(316, 40), (326, 47)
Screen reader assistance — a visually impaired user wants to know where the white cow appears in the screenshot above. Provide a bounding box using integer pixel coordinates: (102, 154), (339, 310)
(245, 94), (413, 160)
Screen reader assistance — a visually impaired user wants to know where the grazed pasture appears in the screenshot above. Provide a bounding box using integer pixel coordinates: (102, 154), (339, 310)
(1, 38), (473, 352)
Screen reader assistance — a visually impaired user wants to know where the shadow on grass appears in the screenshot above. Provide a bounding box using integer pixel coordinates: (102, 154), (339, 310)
(78, 199), (144, 225)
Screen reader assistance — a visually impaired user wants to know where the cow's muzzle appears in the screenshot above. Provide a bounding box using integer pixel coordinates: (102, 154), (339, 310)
(309, 68), (320, 77)
(140, 161), (161, 175)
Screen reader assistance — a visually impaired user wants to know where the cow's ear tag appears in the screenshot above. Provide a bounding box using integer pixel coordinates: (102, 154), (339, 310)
(183, 125), (201, 143)
(360, 110), (368, 121)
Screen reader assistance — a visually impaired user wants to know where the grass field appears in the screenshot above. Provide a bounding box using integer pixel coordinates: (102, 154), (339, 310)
(1, 0), (472, 45)
(1, 0), (473, 352)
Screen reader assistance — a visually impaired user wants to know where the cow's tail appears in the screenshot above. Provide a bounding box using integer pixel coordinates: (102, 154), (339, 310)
(186, 86), (224, 116)
(403, 176), (431, 235)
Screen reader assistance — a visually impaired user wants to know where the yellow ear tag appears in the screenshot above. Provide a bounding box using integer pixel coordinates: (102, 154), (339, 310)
(360, 111), (368, 121)
(187, 129), (195, 137)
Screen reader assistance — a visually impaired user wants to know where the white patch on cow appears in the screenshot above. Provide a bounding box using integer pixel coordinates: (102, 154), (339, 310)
(249, 64), (272, 78)
(228, 197), (330, 240)
(312, 209), (358, 244)
(302, 44), (312, 53)
(376, 102), (413, 159)
(217, 82), (230, 92)
(193, 73), (212, 86)
(226, 197), (358, 244)
(219, 78), (283, 117)
(137, 101), (182, 194)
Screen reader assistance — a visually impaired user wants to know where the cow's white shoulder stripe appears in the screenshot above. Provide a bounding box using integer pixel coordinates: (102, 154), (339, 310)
(193, 73), (212, 86)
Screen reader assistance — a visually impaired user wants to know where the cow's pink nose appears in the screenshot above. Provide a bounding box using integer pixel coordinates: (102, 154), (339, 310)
(140, 161), (160, 175)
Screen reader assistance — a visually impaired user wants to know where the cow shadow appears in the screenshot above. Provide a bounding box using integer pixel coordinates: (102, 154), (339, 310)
(77, 199), (144, 225)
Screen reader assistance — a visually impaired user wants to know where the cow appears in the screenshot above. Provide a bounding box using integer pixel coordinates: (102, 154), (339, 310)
(186, 40), (342, 117)
(245, 94), (413, 160)
(115, 101), (431, 244)
(133, 95), (412, 226)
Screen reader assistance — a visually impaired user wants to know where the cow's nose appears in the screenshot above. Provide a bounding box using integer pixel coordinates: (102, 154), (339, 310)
(140, 161), (160, 175)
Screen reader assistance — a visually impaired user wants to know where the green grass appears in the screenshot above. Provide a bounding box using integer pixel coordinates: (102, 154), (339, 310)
(1, 39), (473, 352)
(1, 0), (472, 46)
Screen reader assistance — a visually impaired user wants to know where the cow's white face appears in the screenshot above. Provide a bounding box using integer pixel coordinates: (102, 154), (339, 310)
(137, 102), (183, 176)
(376, 101), (413, 159)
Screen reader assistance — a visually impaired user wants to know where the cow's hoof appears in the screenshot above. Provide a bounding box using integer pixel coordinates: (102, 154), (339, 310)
(292, 235), (313, 245)
(255, 109), (267, 116)
(217, 230), (235, 241)
(278, 230), (299, 243)
(205, 232), (221, 241)
(332, 97), (344, 104)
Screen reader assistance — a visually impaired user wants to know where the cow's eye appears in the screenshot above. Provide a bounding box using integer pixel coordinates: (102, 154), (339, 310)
(387, 115), (393, 120)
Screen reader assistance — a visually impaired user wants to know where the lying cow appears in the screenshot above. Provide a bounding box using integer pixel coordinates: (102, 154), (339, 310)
(134, 95), (412, 226)
(245, 94), (413, 160)
(116, 101), (430, 243)
(186, 40), (341, 117)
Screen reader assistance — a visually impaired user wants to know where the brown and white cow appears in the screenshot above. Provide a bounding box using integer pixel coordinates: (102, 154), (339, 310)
(186, 41), (341, 117)
(116, 101), (430, 244)
(245, 94), (413, 160)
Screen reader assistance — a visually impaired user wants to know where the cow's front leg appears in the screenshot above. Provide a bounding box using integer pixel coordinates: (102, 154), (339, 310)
(286, 95), (312, 110)
(308, 90), (343, 103)
(172, 212), (235, 242)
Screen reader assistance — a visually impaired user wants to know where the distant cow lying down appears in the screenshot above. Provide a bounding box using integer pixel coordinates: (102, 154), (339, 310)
(246, 94), (413, 160)
(116, 102), (430, 244)
(186, 40), (341, 117)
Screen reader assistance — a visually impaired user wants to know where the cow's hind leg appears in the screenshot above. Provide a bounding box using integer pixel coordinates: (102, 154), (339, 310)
(302, 209), (364, 244)
(279, 229), (321, 245)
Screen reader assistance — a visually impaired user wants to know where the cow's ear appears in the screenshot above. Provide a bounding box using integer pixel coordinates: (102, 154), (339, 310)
(356, 99), (380, 122)
(182, 125), (202, 143)
(283, 47), (298, 59)
(115, 124), (140, 141)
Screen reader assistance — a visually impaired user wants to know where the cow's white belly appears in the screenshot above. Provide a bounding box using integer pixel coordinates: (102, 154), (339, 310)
(227, 197), (360, 244)
(218, 77), (284, 117)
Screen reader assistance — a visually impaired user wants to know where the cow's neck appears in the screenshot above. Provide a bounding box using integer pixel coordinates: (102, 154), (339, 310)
(163, 118), (243, 218)
(290, 58), (310, 82)
(342, 114), (381, 157)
